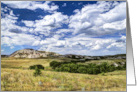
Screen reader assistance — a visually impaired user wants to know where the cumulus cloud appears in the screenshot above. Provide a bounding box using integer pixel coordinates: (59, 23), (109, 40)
(1, 1), (126, 56)
(69, 1), (126, 37)
(37, 33), (126, 56)
(21, 12), (69, 36)
(1, 8), (41, 48)
(22, 20), (35, 27)
(1, 1), (58, 12)
(34, 12), (68, 30)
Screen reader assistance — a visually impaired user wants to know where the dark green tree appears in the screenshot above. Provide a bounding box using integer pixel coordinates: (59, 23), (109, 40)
(33, 66), (42, 77)
(77, 67), (87, 74)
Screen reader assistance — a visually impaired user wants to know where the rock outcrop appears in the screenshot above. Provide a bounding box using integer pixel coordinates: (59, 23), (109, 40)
(9, 49), (60, 58)
(63, 54), (126, 60)
(9, 48), (126, 59)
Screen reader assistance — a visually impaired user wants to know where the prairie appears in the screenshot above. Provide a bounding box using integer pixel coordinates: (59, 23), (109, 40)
(1, 58), (126, 91)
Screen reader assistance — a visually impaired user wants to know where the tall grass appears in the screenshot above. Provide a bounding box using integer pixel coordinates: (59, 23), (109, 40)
(1, 58), (126, 91)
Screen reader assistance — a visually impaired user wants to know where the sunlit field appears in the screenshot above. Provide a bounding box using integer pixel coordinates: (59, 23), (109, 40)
(1, 58), (126, 91)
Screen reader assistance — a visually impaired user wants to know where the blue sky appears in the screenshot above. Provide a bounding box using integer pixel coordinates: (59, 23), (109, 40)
(1, 1), (126, 56)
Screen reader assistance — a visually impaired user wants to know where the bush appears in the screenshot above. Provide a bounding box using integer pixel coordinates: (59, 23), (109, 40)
(68, 63), (78, 73)
(77, 67), (87, 74)
(108, 65), (116, 72)
(59, 63), (78, 73)
(50, 60), (126, 75)
(87, 68), (93, 74)
(29, 64), (44, 70)
(33, 66), (42, 77)
(123, 63), (126, 69)
(99, 62), (109, 72)
(50, 61), (61, 69)
(92, 67), (100, 74)
(101, 72), (105, 76)
(71, 60), (78, 63)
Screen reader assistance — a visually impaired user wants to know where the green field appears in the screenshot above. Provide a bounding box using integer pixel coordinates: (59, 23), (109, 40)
(1, 57), (126, 91)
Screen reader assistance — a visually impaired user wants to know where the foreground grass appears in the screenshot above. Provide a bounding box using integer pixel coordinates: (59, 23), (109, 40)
(1, 69), (126, 91)
(1, 58), (126, 91)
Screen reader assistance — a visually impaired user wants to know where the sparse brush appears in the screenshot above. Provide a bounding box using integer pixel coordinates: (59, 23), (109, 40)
(101, 72), (106, 76)
(33, 66), (42, 77)
(1, 58), (126, 91)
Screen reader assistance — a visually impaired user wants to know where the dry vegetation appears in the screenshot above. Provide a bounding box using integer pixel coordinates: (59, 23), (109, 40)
(1, 58), (126, 91)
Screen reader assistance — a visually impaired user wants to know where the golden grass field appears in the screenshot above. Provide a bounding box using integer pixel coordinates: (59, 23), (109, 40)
(1, 58), (126, 91)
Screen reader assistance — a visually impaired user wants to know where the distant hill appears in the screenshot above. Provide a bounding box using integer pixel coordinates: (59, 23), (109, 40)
(1, 55), (9, 58)
(7, 48), (126, 59)
(62, 54), (126, 60)
(9, 49), (60, 58)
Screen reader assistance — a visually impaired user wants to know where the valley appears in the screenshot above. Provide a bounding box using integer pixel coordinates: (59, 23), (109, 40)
(1, 51), (126, 91)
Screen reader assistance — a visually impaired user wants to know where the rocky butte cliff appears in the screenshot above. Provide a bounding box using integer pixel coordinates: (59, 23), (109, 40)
(9, 48), (126, 59)
(9, 49), (60, 58)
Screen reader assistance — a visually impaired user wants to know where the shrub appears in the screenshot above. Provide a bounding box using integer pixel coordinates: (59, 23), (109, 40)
(68, 63), (78, 73)
(87, 68), (93, 74)
(92, 68), (100, 74)
(33, 66), (42, 77)
(50, 61), (61, 69)
(71, 60), (78, 63)
(77, 67), (87, 74)
(58, 63), (78, 73)
(123, 63), (126, 69)
(63, 67), (71, 72)
(101, 72), (105, 76)
(117, 66), (122, 70)
(29, 64), (44, 70)
(55, 67), (62, 72)
(72, 55), (76, 59)
(108, 65), (116, 72)
(50, 60), (126, 75)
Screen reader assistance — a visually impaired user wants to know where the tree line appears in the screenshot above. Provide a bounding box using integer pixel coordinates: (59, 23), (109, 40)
(50, 61), (126, 74)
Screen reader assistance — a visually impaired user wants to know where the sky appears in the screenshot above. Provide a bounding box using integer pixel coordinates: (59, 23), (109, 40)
(1, 1), (126, 56)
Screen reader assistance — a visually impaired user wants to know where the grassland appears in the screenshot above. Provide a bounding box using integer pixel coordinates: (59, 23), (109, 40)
(1, 57), (126, 91)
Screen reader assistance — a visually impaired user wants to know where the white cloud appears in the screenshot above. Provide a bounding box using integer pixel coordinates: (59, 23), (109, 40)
(22, 20), (35, 27)
(21, 12), (69, 36)
(1, 33), (41, 47)
(1, 1), (58, 12)
(56, 29), (73, 34)
(101, 2), (126, 22)
(62, 3), (67, 7)
(69, 1), (126, 37)
(31, 12), (69, 36)
(1, 1), (126, 56)
(37, 33), (126, 56)
(1, 8), (41, 48)
(103, 19), (126, 30)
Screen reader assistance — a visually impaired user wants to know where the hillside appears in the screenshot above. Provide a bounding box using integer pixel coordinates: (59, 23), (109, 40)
(1, 50), (126, 91)
(8, 49), (126, 60)
(62, 54), (126, 60)
(9, 49), (60, 58)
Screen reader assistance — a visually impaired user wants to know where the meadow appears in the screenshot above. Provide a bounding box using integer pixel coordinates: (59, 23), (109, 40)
(1, 57), (126, 91)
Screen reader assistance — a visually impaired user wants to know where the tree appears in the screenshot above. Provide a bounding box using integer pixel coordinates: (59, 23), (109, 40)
(77, 67), (87, 74)
(92, 68), (100, 74)
(50, 61), (61, 69)
(108, 65), (115, 72)
(33, 66), (42, 77)
(29, 64), (44, 70)
(87, 68), (94, 74)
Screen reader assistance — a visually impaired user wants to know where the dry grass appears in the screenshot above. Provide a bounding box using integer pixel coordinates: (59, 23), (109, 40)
(79, 59), (126, 65)
(1, 58), (126, 91)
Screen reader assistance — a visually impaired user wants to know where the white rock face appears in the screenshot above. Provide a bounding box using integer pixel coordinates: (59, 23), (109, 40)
(9, 49), (60, 58)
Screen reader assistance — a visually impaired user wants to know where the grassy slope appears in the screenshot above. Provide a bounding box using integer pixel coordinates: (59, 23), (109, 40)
(1, 58), (126, 91)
